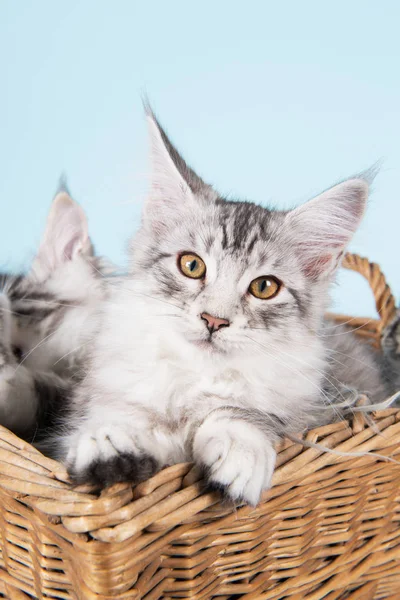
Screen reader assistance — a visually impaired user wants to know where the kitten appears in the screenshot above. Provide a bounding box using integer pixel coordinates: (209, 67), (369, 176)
(0, 190), (108, 440)
(60, 110), (390, 506)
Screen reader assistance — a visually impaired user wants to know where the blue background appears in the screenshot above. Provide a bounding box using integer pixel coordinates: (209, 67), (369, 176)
(1, 1), (399, 317)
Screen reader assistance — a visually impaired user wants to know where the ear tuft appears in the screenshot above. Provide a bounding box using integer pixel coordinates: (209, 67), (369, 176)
(57, 173), (72, 196)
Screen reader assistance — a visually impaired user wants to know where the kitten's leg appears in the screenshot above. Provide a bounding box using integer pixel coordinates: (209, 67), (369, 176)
(0, 295), (39, 434)
(192, 407), (281, 506)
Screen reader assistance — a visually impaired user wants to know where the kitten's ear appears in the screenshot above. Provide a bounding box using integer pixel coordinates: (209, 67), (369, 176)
(32, 191), (93, 279)
(144, 106), (217, 232)
(287, 178), (368, 279)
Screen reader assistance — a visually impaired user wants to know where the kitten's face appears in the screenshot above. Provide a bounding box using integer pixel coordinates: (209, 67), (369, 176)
(135, 201), (313, 354)
(131, 109), (369, 356)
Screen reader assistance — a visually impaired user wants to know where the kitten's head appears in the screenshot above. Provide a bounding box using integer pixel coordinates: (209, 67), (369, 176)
(131, 109), (368, 355)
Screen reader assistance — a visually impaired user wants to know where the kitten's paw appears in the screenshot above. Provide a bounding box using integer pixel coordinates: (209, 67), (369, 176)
(67, 424), (158, 487)
(193, 416), (276, 506)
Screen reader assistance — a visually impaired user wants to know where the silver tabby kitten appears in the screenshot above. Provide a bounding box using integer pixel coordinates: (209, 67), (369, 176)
(0, 190), (107, 440)
(60, 110), (390, 506)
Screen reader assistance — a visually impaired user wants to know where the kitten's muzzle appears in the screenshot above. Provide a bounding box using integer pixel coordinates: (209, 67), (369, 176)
(200, 312), (230, 335)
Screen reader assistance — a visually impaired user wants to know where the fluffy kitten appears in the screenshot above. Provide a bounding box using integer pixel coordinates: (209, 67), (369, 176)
(0, 190), (108, 439)
(60, 110), (390, 505)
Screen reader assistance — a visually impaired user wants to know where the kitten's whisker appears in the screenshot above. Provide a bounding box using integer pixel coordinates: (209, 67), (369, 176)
(322, 319), (382, 337)
(13, 299), (81, 309)
(327, 348), (379, 374)
(319, 354), (376, 401)
(246, 333), (358, 423)
(132, 292), (183, 311)
(125, 290), (184, 311)
(104, 277), (184, 311)
(14, 329), (60, 373)
(243, 334), (346, 424)
(90, 262), (109, 278)
(325, 353), (355, 373)
(53, 341), (91, 367)
(324, 300), (387, 331)
(0, 305), (23, 317)
(277, 344), (356, 418)
(246, 333), (349, 406)
(29, 423), (39, 445)
(245, 326), (380, 375)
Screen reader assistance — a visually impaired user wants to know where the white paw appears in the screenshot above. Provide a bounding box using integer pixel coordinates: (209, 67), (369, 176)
(193, 415), (276, 506)
(66, 423), (157, 486)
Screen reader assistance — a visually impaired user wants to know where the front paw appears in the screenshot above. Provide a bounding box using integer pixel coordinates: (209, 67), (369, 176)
(67, 424), (158, 487)
(193, 416), (276, 506)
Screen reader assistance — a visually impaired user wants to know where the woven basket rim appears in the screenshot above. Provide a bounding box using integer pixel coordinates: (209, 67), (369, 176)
(0, 408), (399, 544)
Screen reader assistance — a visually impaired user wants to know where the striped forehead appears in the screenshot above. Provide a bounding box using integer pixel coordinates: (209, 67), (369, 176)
(200, 200), (282, 268)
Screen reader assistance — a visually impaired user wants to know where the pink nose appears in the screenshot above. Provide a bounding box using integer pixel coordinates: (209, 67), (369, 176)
(201, 312), (230, 334)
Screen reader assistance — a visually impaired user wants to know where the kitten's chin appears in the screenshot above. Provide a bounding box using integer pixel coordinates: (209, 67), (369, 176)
(190, 337), (228, 354)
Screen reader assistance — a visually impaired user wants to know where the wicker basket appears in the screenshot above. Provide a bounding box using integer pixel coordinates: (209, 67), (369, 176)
(0, 253), (399, 600)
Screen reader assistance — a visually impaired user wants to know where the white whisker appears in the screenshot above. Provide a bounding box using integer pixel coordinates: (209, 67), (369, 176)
(322, 320), (380, 337)
(53, 341), (91, 367)
(243, 334), (345, 423)
(327, 347), (380, 374)
(14, 299), (81, 309)
(0, 305), (22, 317)
(323, 302), (385, 330)
(244, 334), (350, 419)
(14, 329), (60, 373)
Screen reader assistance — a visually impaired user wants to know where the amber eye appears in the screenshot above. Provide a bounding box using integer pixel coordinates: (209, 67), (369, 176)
(179, 253), (206, 279)
(249, 276), (281, 299)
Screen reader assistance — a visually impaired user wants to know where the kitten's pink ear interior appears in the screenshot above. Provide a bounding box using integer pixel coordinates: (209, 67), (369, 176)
(288, 178), (369, 280)
(32, 192), (91, 279)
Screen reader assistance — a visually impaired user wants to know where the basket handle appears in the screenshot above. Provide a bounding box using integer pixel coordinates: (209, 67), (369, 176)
(342, 252), (397, 333)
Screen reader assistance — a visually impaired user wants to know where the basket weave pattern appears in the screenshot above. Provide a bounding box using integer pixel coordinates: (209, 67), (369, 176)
(0, 253), (399, 600)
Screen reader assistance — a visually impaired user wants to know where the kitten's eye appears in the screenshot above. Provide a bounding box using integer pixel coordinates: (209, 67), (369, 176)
(249, 276), (281, 299)
(179, 253), (206, 279)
